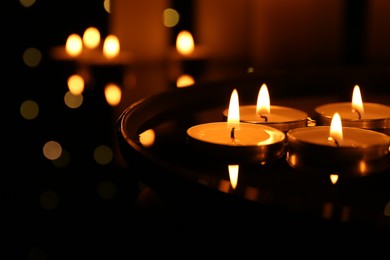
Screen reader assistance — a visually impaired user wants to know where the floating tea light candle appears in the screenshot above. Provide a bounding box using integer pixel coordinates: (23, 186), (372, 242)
(187, 89), (286, 163)
(222, 83), (308, 132)
(286, 112), (390, 176)
(315, 85), (390, 134)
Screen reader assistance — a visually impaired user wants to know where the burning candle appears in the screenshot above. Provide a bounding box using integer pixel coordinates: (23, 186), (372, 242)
(187, 89), (286, 163)
(286, 112), (390, 176)
(315, 85), (390, 134)
(222, 83), (308, 132)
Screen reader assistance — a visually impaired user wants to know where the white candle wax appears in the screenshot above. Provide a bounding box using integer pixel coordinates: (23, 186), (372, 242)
(222, 105), (308, 132)
(187, 122), (285, 146)
(288, 126), (390, 147)
(315, 102), (390, 120)
(187, 121), (286, 163)
(223, 105), (308, 123)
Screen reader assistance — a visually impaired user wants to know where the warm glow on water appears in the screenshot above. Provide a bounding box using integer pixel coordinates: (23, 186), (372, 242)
(176, 74), (195, 88)
(103, 35), (120, 59)
(228, 164), (239, 189)
(104, 83), (122, 106)
(359, 161), (368, 175)
(67, 74), (85, 95)
(19, 0), (36, 8)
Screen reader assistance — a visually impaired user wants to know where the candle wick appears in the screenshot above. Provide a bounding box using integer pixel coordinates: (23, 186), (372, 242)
(230, 127), (235, 142)
(260, 114), (268, 122)
(328, 137), (340, 147)
(352, 108), (362, 120)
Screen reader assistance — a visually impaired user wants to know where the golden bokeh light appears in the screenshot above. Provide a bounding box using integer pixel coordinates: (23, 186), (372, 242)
(23, 47), (42, 68)
(103, 0), (111, 13)
(64, 91), (83, 109)
(67, 74), (85, 95)
(20, 100), (39, 120)
(94, 145), (113, 165)
(103, 35), (120, 59)
(65, 33), (83, 57)
(139, 129), (156, 148)
(163, 8), (179, 27)
(83, 27), (101, 49)
(43, 141), (62, 161)
(104, 83), (122, 106)
(176, 30), (194, 55)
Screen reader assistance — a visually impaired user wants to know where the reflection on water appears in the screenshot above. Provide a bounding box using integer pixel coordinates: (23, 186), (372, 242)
(120, 82), (390, 229)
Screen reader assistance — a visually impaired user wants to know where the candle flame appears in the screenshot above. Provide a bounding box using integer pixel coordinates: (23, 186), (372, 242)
(228, 164), (239, 190)
(256, 83), (271, 115)
(227, 89), (240, 128)
(352, 85), (364, 116)
(329, 112), (343, 145)
(103, 35), (120, 59)
(176, 30), (195, 55)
